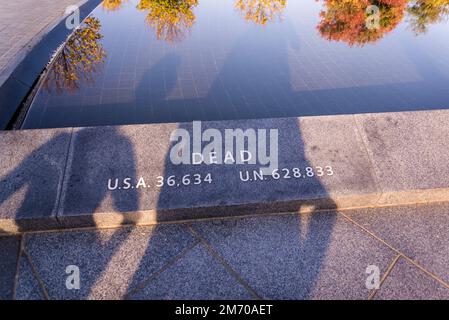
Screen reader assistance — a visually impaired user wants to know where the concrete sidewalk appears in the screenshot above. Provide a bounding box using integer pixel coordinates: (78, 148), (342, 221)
(0, 0), (83, 83)
(2, 203), (449, 300)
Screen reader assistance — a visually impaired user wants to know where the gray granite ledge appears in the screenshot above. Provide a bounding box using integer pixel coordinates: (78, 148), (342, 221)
(1, 110), (449, 233)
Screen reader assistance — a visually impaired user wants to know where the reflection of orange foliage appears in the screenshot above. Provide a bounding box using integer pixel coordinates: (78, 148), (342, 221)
(46, 17), (106, 92)
(102, 0), (127, 11)
(318, 0), (407, 46)
(379, 0), (407, 5)
(407, 0), (449, 34)
(137, 0), (198, 42)
(235, 0), (287, 25)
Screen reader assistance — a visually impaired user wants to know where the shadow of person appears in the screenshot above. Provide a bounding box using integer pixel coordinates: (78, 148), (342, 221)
(122, 116), (337, 299)
(2, 2), (335, 299)
(0, 127), (141, 299)
(5, 50), (187, 299)
(0, 132), (72, 233)
(61, 126), (139, 224)
(54, 53), (183, 299)
(124, 6), (337, 297)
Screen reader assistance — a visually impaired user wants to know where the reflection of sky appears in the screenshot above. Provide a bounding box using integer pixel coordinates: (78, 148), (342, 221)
(97, 0), (443, 96)
(98, 0), (449, 93)
(22, 0), (449, 129)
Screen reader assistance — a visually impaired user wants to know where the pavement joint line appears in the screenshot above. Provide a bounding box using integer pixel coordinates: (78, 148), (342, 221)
(339, 211), (402, 255)
(55, 127), (75, 227)
(124, 238), (201, 300)
(399, 255), (449, 291)
(22, 244), (50, 300)
(187, 225), (263, 300)
(339, 211), (449, 290)
(12, 234), (24, 300)
(368, 254), (401, 300)
(351, 114), (384, 203)
(3, 200), (449, 236)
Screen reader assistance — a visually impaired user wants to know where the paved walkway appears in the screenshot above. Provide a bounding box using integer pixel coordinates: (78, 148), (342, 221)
(2, 203), (449, 300)
(0, 0), (83, 81)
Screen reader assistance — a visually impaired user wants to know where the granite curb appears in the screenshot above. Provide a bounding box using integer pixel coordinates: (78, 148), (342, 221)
(1, 110), (449, 233)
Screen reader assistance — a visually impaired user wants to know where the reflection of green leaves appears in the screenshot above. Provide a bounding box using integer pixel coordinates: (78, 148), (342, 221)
(137, 0), (199, 42)
(407, 0), (449, 34)
(46, 17), (106, 92)
(235, 0), (287, 25)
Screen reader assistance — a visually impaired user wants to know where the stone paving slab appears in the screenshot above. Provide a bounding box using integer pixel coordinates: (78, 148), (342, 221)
(355, 110), (449, 205)
(8, 209), (449, 300)
(374, 257), (449, 300)
(57, 117), (378, 228)
(190, 212), (397, 299)
(0, 236), (20, 300)
(21, 224), (196, 299)
(15, 253), (46, 300)
(0, 128), (72, 233)
(129, 244), (255, 300)
(345, 202), (449, 287)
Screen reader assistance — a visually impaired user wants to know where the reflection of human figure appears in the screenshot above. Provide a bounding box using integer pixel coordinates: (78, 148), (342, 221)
(132, 54), (181, 123)
(199, 9), (301, 120)
(137, 0), (199, 42)
(318, 0), (407, 46)
(235, 0), (287, 25)
(45, 17), (106, 93)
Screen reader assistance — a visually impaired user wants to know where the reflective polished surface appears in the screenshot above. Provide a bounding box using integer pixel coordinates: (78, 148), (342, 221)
(22, 0), (449, 128)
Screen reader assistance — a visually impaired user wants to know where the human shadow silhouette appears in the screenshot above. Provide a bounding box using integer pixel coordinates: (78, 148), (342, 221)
(126, 117), (338, 299)
(120, 10), (337, 297)
(2, 1), (337, 300)
(1, 49), (191, 299)
(0, 127), (141, 299)
(0, 132), (71, 232)
(125, 4), (338, 298)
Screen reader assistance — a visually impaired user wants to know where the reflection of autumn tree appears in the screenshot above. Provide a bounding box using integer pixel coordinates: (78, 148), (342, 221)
(137, 0), (199, 42)
(46, 17), (106, 92)
(235, 0), (287, 25)
(318, 0), (407, 46)
(407, 0), (449, 34)
(102, 0), (127, 11)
